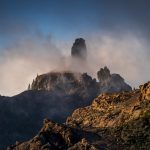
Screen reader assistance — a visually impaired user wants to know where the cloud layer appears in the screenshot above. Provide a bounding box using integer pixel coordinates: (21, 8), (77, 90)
(0, 31), (149, 96)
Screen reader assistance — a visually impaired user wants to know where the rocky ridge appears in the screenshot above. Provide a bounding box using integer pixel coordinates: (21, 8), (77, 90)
(9, 82), (150, 150)
(30, 71), (98, 100)
(29, 67), (131, 95)
(66, 82), (150, 149)
(8, 119), (98, 150)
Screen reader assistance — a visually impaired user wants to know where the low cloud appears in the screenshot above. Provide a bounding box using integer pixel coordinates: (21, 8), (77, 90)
(86, 32), (150, 87)
(0, 32), (150, 96)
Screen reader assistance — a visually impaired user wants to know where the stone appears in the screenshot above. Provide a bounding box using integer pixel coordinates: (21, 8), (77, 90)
(97, 67), (132, 93)
(97, 66), (111, 82)
(8, 119), (98, 150)
(140, 81), (150, 100)
(71, 38), (87, 59)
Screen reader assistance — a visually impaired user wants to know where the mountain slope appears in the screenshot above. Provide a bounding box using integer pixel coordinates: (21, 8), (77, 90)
(0, 90), (94, 149)
(66, 82), (150, 149)
(0, 68), (131, 149)
(9, 82), (150, 150)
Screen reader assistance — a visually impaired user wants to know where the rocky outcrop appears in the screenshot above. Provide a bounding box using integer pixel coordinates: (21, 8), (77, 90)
(30, 67), (131, 96)
(8, 119), (98, 150)
(30, 72), (99, 100)
(71, 38), (87, 59)
(66, 90), (141, 128)
(97, 66), (111, 82)
(97, 67), (132, 93)
(140, 81), (150, 100)
(66, 82), (150, 149)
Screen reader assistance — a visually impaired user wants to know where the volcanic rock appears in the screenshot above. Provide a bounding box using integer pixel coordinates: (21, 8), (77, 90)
(71, 38), (87, 59)
(140, 81), (150, 100)
(97, 66), (111, 82)
(8, 119), (98, 150)
(66, 82), (150, 149)
(97, 67), (132, 93)
(66, 90), (140, 128)
(30, 72), (99, 100)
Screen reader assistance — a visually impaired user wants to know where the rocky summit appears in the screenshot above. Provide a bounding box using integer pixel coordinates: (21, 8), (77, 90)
(30, 67), (131, 95)
(8, 82), (150, 150)
(97, 66), (131, 93)
(71, 38), (87, 59)
(29, 72), (98, 100)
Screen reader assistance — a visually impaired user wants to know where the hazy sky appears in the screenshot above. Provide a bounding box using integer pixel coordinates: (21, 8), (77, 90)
(0, 0), (150, 96)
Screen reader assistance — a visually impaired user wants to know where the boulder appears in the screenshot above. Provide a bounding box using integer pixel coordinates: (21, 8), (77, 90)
(140, 81), (150, 100)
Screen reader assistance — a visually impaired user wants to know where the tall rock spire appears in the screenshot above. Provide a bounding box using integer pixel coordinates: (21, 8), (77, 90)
(71, 38), (87, 59)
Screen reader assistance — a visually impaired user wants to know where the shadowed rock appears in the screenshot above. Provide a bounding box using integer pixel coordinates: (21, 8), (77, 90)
(7, 119), (98, 150)
(97, 66), (111, 82)
(97, 67), (132, 93)
(71, 38), (87, 59)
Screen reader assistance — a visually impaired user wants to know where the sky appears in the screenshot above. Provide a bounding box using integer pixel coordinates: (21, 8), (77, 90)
(0, 0), (150, 96)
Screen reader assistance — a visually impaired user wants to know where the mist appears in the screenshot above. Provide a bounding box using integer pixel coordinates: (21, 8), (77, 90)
(0, 31), (150, 96)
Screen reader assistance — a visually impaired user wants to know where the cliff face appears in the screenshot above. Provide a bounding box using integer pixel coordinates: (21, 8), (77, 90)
(8, 82), (150, 150)
(97, 66), (131, 93)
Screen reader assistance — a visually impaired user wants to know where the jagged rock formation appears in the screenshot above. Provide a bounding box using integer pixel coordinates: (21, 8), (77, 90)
(140, 81), (150, 100)
(8, 82), (150, 150)
(97, 66), (132, 93)
(66, 82), (150, 149)
(66, 90), (141, 128)
(97, 66), (111, 82)
(71, 38), (87, 59)
(30, 67), (131, 95)
(8, 119), (98, 150)
(30, 72), (98, 99)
